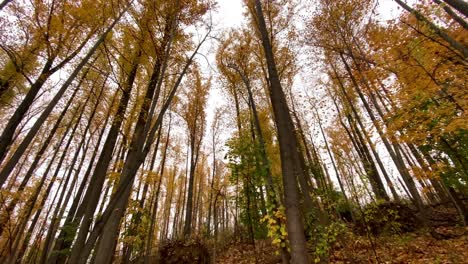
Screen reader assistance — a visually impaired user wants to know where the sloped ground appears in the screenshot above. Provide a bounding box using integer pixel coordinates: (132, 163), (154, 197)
(331, 227), (467, 263)
(158, 239), (211, 264)
(216, 241), (282, 264)
(217, 227), (467, 264)
(217, 202), (467, 263)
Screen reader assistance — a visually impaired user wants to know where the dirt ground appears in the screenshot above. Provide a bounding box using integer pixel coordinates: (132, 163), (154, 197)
(217, 227), (468, 264)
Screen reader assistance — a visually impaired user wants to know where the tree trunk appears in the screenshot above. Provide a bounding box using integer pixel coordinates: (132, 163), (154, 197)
(72, 26), (209, 264)
(0, 9), (125, 187)
(434, 0), (468, 29)
(48, 89), (115, 264)
(144, 124), (168, 264)
(395, 0), (468, 58)
(0, 62), (53, 165)
(41, 84), (104, 263)
(0, 84), (81, 238)
(0, 0), (13, 10)
(67, 46), (141, 264)
(443, 0), (468, 17)
(251, 0), (311, 262)
(183, 132), (203, 237)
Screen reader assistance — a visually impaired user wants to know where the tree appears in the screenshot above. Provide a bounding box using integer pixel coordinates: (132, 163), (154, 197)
(248, 0), (311, 262)
(182, 67), (209, 237)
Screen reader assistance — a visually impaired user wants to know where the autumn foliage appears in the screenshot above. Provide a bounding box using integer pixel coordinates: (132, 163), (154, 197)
(0, 0), (466, 263)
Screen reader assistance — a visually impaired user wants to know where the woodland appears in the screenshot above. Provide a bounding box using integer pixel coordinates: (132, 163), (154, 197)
(0, 0), (467, 263)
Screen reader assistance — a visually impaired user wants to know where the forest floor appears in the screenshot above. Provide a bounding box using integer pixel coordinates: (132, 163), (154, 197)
(217, 226), (468, 264)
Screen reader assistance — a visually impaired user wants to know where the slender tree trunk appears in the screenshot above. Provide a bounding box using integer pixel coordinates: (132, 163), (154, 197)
(92, 71), (165, 263)
(251, 0), (311, 262)
(48, 88), (115, 264)
(395, 0), (468, 57)
(13, 115), (73, 264)
(433, 0), (468, 29)
(41, 84), (104, 263)
(9, 111), (81, 262)
(340, 53), (423, 203)
(0, 66), (88, 188)
(443, 0), (468, 17)
(67, 47), (141, 264)
(75, 29), (208, 264)
(206, 140), (216, 236)
(40, 137), (91, 264)
(0, 84), (81, 237)
(183, 132), (203, 237)
(0, 9), (125, 187)
(230, 70), (291, 258)
(122, 166), (156, 263)
(0, 24), (94, 165)
(15, 169), (67, 264)
(143, 124), (167, 264)
(4, 129), (74, 263)
(227, 64), (279, 203)
(0, 0), (13, 10)
(314, 106), (354, 214)
(0, 61), (53, 165)
(330, 60), (390, 200)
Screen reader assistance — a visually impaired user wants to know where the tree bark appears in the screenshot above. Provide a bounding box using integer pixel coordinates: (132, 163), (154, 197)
(395, 0), (468, 58)
(0, 0), (13, 10)
(443, 0), (468, 17)
(251, 0), (310, 262)
(434, 0), (468, 29)
(0, 9), (125, 187)
(48, 88), (116, 264)
(143, 124), (167, 264)
(72, 26), (209, 264)
(67, 48), (141, 264)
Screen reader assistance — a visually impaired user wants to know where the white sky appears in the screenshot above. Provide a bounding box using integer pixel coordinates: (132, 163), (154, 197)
(213, 0), (404, 27)
(214, 0), (245, 28)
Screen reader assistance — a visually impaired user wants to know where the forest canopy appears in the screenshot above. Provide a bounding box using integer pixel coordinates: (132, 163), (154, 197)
(0, 0), (466, 263)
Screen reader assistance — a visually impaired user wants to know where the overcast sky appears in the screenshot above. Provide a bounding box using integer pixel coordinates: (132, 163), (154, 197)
(212, 0), (404, 27)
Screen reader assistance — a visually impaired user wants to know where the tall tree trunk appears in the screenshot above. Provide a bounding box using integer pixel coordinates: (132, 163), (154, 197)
(0, 84), (81, 237)
(67, 47), (142, 264)
(314, 106), (355, 217)
(0, 9), (126, 187)
(0, 61), (53, 165)
(13, 113), (74, 264)
(251, 0), (311, 262)
(340, 53), (423, 203)
(122, 140), (163, 263)
(433, 0), (468, 29)
(73, 27), (209, 264)
(330, 60), (391, 201)
(143, 124), (167, 264)
(183, 131), (203, 237)
(443, 0), (468, 17)
(6, 110), (81, 262)
(91, 57), (167, 263)
(0, 0), (13, 10)
(394, 0), (468, 58)
(227, 64), (279, 204)
(230, 65), (293, 258)
(0, 24), (94, 165)
(206, 139), (216, 236)
(0, 66), (88, 188)
(41, 83), (104, 263)
(3, 121), (75, 263)
(48, 89), (116, 264)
